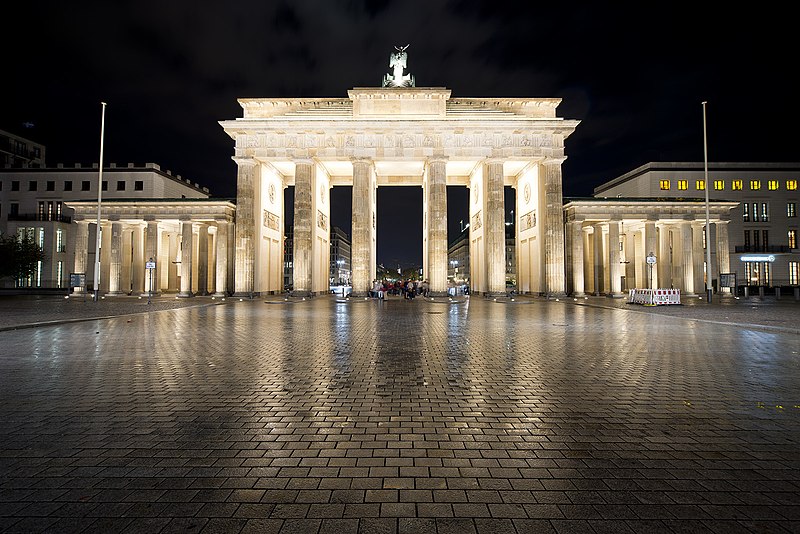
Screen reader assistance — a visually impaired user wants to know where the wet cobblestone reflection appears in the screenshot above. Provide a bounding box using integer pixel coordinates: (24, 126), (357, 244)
(0, 296), (798, 533)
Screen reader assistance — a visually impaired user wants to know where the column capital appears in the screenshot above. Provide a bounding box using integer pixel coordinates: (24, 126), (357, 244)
(483, 157), (505, 165)
(426, 156), (448, 165)
(294, 158), (315, 166)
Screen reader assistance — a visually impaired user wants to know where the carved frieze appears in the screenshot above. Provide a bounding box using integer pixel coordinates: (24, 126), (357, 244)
(263, 210), (280, 231)
(472, 211), (483, 230)
(317, 210), (328, 231)
(520, 210), (537, 231)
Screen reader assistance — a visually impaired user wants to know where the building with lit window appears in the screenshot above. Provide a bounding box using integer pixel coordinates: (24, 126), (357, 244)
(594, 162), (800, 291)
(0, 162), (219, 291)
(330, 226), (351, 286)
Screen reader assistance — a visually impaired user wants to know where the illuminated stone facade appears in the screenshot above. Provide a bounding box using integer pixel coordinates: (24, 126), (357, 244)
(220, 87), (579, 297)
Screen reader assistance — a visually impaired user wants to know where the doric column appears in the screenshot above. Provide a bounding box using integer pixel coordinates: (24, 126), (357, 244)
(692, 222), (705, 294)
(196, 223), (209, 295)
(351, 158), (374, 297)
(213, 222), (229, 296)
(644, 220), (658, 289)
(593, 223), (604, 296)
(608, 220), (623, 297)
(716, 221), (731, 294)
(681, 222), (696, 295)
(571, 222), (585, 297)
(73, 221), (89, 293)
(293, 160), (314, 296)
(107, 221), (124, 295)
(426, 157), (448, 295)
(658, 224), (672, 289)
(542, 158), (566, 296)
(131, 224), (145, 294)
(484, 159), (506, 296)
(167, 231), (179, 292)
(144, 221), (160, 295)
(178, 221), (194, 297)
(233, 158), (256, 296)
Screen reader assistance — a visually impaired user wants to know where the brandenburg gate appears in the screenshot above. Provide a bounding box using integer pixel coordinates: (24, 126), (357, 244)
(220, 49), (579, 297)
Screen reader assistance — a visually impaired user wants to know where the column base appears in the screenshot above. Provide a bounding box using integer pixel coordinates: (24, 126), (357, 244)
(290, 290), (314, 298)
(106, 291), (125, 297)
(177, 291), (194, 298)
(608, 292), (625, 299)
(427, 291), (449, 298)
(232, 292), (256, 299)
(572, 292), (586, 298)
(141, 291), (161, 297)
(211, 292), (228, 298)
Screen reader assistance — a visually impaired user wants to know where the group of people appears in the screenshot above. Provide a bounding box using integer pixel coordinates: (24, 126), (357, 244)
(370, 279), (429, 300)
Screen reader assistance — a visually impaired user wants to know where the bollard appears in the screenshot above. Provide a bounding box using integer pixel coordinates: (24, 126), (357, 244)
(744, 286), (749, 298)
(795, 287), (800, 301)
(776, 287), (781, 300)
(758, 286), (764, 299)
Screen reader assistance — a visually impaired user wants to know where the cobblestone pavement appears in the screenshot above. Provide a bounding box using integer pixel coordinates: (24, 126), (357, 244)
(0, 293), (798, 533)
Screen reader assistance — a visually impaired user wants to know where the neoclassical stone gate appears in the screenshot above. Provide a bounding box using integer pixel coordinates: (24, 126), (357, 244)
(220, 86), (579, 297)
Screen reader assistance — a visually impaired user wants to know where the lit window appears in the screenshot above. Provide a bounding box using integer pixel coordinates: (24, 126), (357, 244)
(761, 203), (769, 222)
(677, 180), (688, 190)
(768, 180), (779, 190)
(696, 180), (705, 190)
(732, 180), (743, 191)
(750, 180), (761, 190)
(790, 229), (798, 249)
(56, 229), (65, 252)
(714, 180), (724, 190)
(752, 203), (759, 222)
(787, 180), (798, 190)
(57, 262), (63, 288)
(659, 180), (670, 190)
(789, 203), (797, 218)
(743, 203), (750, 222)
(790, 261), (799, 284)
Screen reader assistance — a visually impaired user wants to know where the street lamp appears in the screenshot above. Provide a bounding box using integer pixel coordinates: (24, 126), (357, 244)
(702, 101), (713, 303)
(336, 259), (344, 285)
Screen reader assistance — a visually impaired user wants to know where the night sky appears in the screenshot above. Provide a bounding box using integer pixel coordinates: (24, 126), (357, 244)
(4, 1), (797, 268)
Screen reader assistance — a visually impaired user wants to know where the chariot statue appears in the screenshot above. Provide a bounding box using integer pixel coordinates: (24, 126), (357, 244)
(382, 45), (415, 88)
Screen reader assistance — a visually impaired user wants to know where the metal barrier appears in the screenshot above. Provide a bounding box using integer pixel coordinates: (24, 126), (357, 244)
(628, 288), (681, 306)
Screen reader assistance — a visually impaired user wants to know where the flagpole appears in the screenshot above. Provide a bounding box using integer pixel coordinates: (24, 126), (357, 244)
(93, 102), (107, 301)
(702, 101), (712, 303)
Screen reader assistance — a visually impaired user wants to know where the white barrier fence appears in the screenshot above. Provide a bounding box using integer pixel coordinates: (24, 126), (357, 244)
(628, 288), (681, 306)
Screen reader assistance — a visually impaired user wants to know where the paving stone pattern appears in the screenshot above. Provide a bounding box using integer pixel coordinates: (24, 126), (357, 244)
(0, 295), (798, 533)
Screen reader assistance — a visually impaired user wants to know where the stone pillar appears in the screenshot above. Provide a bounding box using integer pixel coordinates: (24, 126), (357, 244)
(213, 222), (229, 296)
(716, 221), (731, 294)
(593, 224), (604, 295)
(658, 224), (672, 289)
(107, 221), (124, 295)
(571, 222), (585, 297)
(351, 158), (374, 297)
(130, 224), (144, 294)
(426, 157), (448, 295)
(168, 232), (179, 292)
(144, 221), (160, 295)
(484, 159), (506, 296)
(681, 222), (696, 296)
(197, 224), (209, 295)
(233, 158), (256, 296)
(293, 160), (314, 296)
(542, 159), (566, 296)
(644, 220), (658, 289)
(608, 220), (623, 297)
(73, 221), (89, 293)
(692, 223), (706, 295)
(178, 221), (194, 297)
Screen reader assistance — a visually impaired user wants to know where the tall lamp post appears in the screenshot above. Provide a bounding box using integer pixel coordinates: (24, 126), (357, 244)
(702, 101), (713, 303)
(93, 102), (107, 302)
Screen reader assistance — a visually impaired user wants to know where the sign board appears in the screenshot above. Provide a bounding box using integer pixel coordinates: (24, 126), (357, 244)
(145, 261), (156, 270)
(69, 273), (85, 288)
(720, 273), (737, 288)
(646, 254), (657, 265)
(740, 255), (775, 263)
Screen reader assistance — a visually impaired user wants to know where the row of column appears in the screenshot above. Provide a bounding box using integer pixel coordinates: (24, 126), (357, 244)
(570, 219), (730, 296)
(73, 219), (231, 296)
